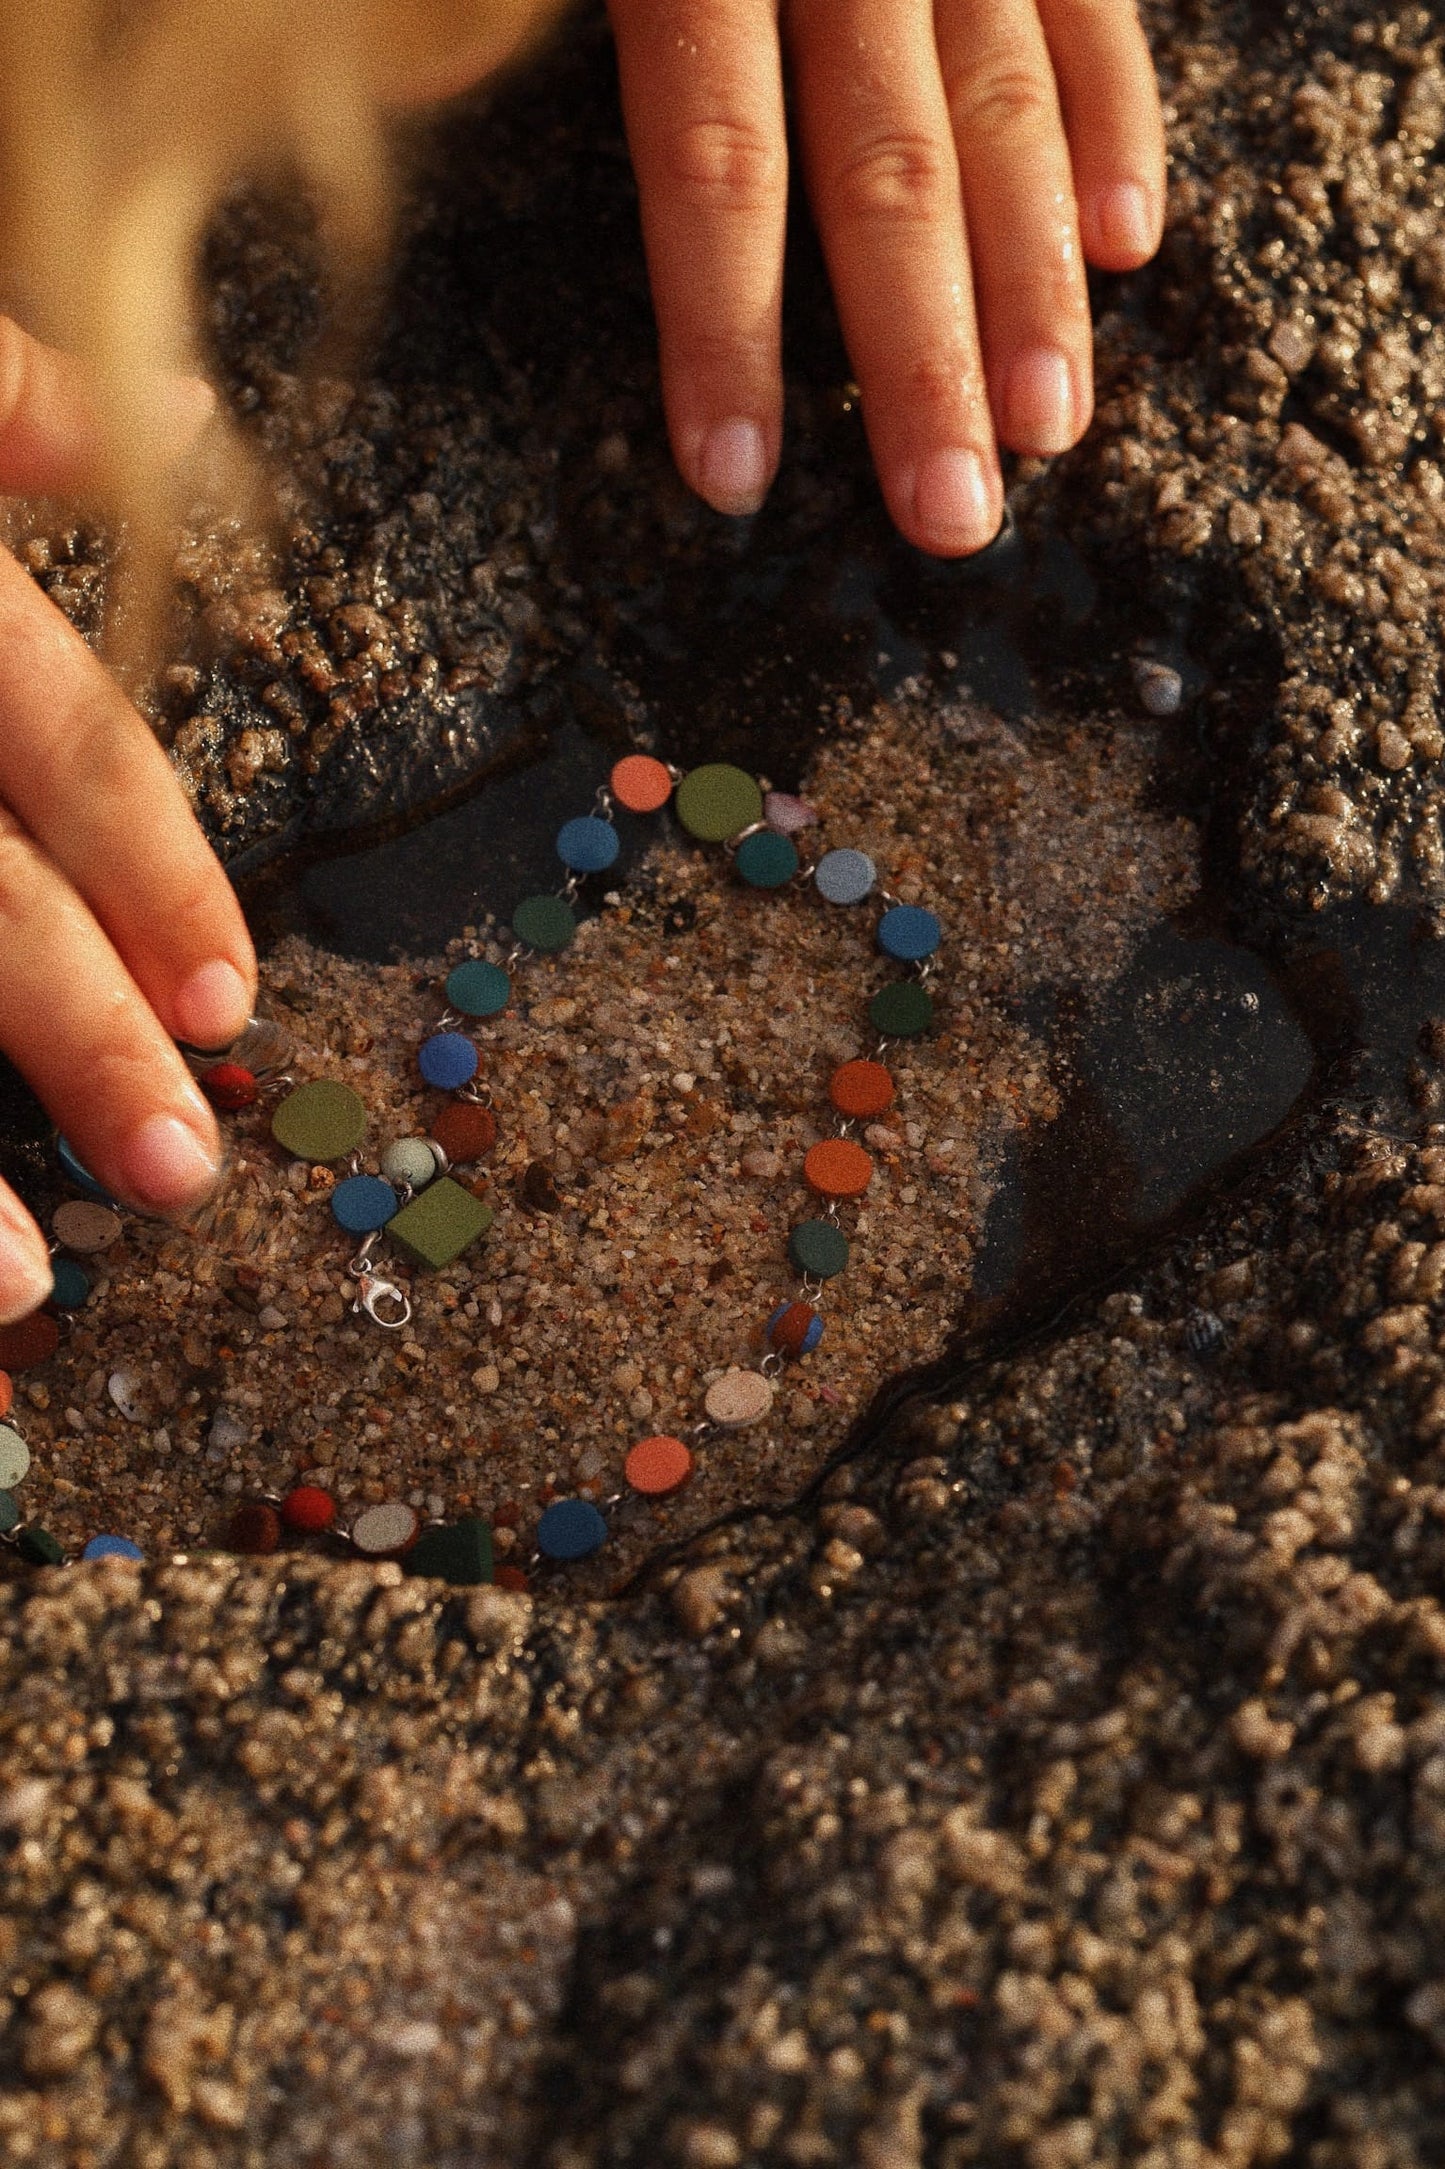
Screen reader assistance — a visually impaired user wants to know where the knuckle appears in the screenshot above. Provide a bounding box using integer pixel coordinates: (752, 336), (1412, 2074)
(901, 350), (986, 426)
(830, 131), (952, 227)
(665, 117), (785, 211)
(948, 65), (1057, 145)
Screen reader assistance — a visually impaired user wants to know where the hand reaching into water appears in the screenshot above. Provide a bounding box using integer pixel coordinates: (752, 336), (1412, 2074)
(0, 320), (255, 1320)
(605, 0), (1165, 552)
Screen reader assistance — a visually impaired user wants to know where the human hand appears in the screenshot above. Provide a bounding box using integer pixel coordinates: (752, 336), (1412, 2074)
(0, 319), (255, 1320)
(606, 0), (1166, 553)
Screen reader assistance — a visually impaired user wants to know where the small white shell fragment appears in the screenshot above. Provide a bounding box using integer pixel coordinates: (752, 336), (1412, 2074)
(1133, 659), (1184, 716)
(207, 1407), (249, 1453)
(704, 1368), (775, 1429)
(52, 1201), (122, 1253)
(107, 1371), (146, 1423)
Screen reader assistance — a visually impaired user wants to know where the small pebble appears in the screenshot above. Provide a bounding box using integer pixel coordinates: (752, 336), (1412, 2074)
(1133, 658), (1185, 716)
(208, 1407), (250, 1453)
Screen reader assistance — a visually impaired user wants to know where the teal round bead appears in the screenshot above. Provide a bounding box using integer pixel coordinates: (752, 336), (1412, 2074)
(513, 895), (577, 954)
(445, 959), (511, 1017)
(49, 1259), (90, 1310)
(735, 830), (799, 889)
(0, 1491), (17, 1534)
(789, 1220), (850, 1279)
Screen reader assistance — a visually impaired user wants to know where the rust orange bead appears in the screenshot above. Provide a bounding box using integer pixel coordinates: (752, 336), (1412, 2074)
(803, 1138), (874, 1198)
(625, 1434), (693, 1496)
(430, 1101), (496, 1162)
(0, 1313), (59, 1371)
(828, 1059), (894, 1118)
(610, 754), (674, 813)
(0, 1370), (14, 1419)
(768, 1302), (819, 1355)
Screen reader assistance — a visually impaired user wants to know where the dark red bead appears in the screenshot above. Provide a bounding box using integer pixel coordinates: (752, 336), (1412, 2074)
(200, 1063), (259, 1112)
(226, 1502), (281, 1555)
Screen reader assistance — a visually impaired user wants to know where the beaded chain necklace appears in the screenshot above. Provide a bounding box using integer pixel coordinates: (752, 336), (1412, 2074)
(0, 753), (941, 1590)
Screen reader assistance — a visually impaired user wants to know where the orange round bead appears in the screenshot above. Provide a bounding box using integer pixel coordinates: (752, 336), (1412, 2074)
(430, 1101), (497, 1162)
(0, 1370), (14, 1419)
(828, 1059), (895, 1118)
(611, 754), (674, 814)
(624, 1434), (694, 1496)
(804, 1138), (874, 1198)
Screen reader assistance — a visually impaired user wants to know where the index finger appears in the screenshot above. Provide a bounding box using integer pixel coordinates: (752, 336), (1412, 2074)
(0, 550), (256, 1052)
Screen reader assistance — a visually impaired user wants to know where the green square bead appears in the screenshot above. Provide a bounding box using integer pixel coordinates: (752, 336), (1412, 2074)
(404, 1518), (493, 1586)
(386, 1177), (493, 1270)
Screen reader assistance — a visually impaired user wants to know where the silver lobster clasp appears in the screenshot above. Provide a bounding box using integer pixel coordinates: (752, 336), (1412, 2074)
(351, 1271), (412, 1331)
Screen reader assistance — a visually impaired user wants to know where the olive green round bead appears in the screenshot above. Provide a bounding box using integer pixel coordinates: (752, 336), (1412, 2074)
(869, 981), (934, 1039)
(789, 1219), (851, 1279)
(271, 1079), (368, 1161)
(512, 894), (577, 954)
(675, 764), (763, 844)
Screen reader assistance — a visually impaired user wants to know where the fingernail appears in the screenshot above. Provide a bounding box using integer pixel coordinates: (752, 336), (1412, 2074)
(906, 448), (998, 554)
(119, 1114), (222, 1217)
(1004, 348), (1077, 456)
(1096, 181), (1157, 262)
(697, 419), (769, 516)
(0, 1202), (56, 1325)
(174, 959), (251, 1051)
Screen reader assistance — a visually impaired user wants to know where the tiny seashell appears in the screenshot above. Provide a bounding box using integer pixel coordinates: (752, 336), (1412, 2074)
(763, 791), (819, 835)
(107, 1370), (147, 1422)
(1133, 659), (1185, 717)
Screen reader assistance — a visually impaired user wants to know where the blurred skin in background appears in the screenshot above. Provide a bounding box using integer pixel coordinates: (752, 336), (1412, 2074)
(0, 0), (1161, 1318)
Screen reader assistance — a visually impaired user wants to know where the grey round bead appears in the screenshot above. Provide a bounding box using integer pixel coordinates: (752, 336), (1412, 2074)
(814, 848), (876, 906)
(380, 1138), (440, 1191)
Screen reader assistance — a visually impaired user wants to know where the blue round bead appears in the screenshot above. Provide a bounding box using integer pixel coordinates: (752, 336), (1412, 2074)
(556, 815), (620, 874)
(56, 1137), (120, 1205)
(537, 1498), (608, 1561)
(49, 1259), (91, 1310)
(735, 830), (799, 889)
(814, 848), (876, 905)
(445, 959), (511, 1017)
(419, 1032), (479, 1090)
(82, 1534), (144, 1562)
(331, 1175), (400, 1234)
(878, 904), (941, 960)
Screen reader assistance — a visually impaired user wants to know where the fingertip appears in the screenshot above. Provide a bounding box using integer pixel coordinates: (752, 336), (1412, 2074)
(113, 1111), (224, 1222)
(0, 1194), (54, 1325)
(895, 447), (1003, 558)
(688, 417), (774, 517)
(1086, 181), (1162, 270)
(171, 958), (255, 1053)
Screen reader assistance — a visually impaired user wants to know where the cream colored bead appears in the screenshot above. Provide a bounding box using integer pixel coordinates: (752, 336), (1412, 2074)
(704, 1368), (775, 1429)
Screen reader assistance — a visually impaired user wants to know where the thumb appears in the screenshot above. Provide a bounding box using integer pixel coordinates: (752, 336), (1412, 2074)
(0, 316), (214, 496)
